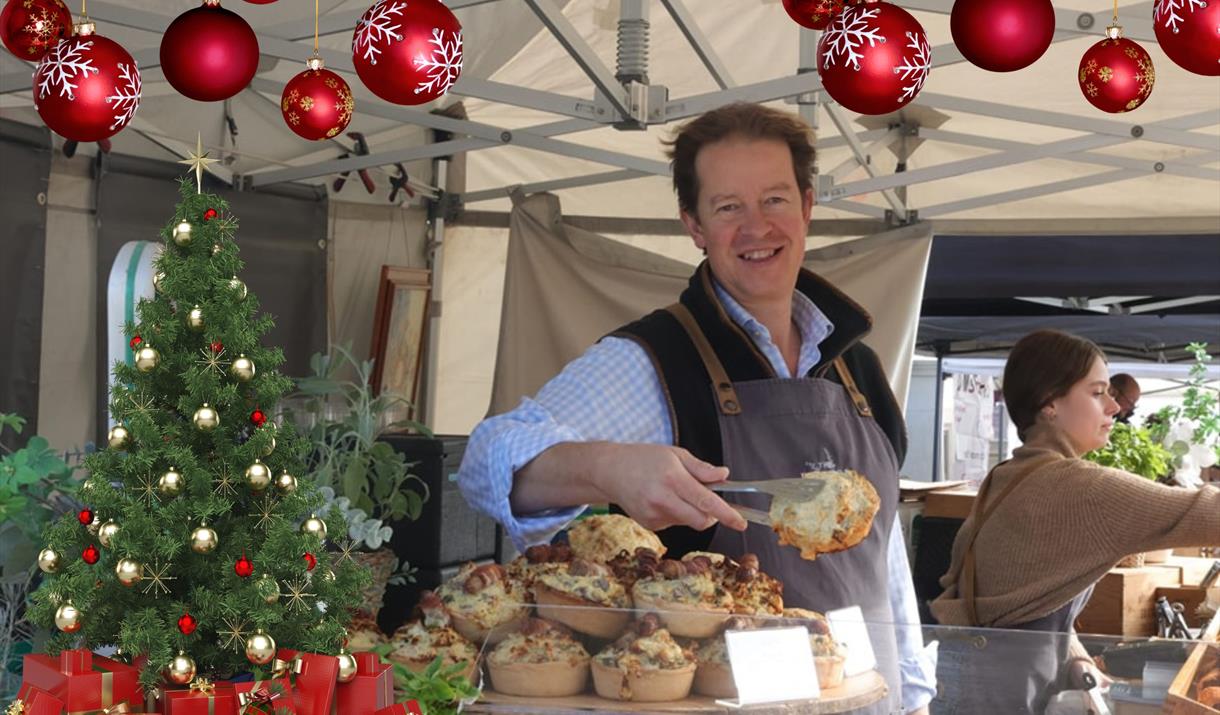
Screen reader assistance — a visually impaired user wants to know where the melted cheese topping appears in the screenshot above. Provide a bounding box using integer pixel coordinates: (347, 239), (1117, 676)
(633, 572), (733, 610)
(536, 570), (630, 608)
(769, 470), (880, 560)
(488, 630), (591, 667)
(566, 514), (666, 564)
(390, 621), (478, 668)
(594, 628), (694, 673)
(436, 564), (528, 630)
(728, 572), (784, 616)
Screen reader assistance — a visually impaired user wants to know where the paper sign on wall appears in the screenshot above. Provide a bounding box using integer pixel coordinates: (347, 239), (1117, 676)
(723, 627), (820, 705)
(826, 605), (878, 677)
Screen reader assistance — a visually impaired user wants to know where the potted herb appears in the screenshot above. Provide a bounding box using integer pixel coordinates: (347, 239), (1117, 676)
(289, 344), (431, 617)
(1084, 421), (1172, 482)
(1145, 343), (1220, 488)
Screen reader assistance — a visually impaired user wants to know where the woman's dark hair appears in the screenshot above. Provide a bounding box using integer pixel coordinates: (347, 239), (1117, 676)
(1003, 329), (1106, 440)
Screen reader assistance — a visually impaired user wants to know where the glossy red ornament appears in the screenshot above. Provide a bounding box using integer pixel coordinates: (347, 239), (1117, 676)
(782, 0), (847, 30)
(82, 544), (99, 564)
(210, 340), (224, 353)
(1153, 0), (1220, 75)
(78, 508), (93, 525)
(234, 553), (253, 577)
(1078, 28), (1156, 113)
(0, 0), (71, 61)
(177, 612), (197, 635)
(281, 58), (354, 140)
(950, 0), (1055, 71)
(351, 0), (463, 105)
(303, 552), (317, 571)
(129, 335), (142, 349)
(160, 0), (259, 102)
(250, 409), (267, 427)
(33, 28), (141, 142)
(817, 1), (932, 115)
(203, 208), (218, 220)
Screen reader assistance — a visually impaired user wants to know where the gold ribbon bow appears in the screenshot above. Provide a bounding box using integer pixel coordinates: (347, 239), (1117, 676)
(270, 655), (303, 678)
(188, 677), (215, 696)
(7, 702), (26, 715)
(237, 687), (280, 714)
(88, 703), (131, 714)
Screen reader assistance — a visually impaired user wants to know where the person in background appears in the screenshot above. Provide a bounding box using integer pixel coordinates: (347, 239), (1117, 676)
(458, 102), (935, 714)
(1109, 373), (1141, 423)
(932, 329), (1220, 713)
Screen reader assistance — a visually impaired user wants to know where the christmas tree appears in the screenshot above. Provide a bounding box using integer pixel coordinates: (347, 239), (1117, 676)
(26, 159), (366, 691)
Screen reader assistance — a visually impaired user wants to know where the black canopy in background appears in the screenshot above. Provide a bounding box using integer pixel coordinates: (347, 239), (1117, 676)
(0, 120), (50, 450)
(95, 153), (328, 444)
(918, 234), (1220, 361)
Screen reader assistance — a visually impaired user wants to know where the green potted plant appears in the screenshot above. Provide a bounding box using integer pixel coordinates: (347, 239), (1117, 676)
(289, 344), (431, 617)
(1145, 343), (1220, 488)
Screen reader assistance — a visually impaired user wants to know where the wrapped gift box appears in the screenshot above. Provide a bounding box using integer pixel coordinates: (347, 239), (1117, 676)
(372, 702), (422, 715)
(21, 649), (142, 713)
(276, 649), (337, 715)
(160, 679), (238, 715)
(231, 676), (295, 715)
(13, 683), (67, 715)
(333, 652), (393, 715)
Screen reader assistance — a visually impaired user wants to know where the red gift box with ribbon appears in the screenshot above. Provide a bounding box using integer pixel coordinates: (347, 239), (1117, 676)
(21, 650), (142, 714)
(12, 683), (68, 715)
(371, 702), (422, 715)
(332, 652), (393, 715)
(231, 677), (295, 715)
(160, 677), (238, 715)
(275, 649), (336, 715)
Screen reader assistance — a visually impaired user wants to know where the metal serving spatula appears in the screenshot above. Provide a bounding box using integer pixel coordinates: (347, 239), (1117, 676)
(709, 477), (828, 526)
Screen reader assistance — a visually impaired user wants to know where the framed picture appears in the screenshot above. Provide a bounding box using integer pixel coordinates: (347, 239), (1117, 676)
(369, 266), (431, 423)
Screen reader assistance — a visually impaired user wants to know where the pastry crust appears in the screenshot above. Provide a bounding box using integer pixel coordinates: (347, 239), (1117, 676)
(631, 559), (734, 638)
(486, 618), (590, 697)
(533, 581), (631, 639)
(591, 616), (696, 702)
(388, 620), (479, 683)
(566, 514), (666, 564)
(435, 563), (529, 645)
(770, 470), (880, 560)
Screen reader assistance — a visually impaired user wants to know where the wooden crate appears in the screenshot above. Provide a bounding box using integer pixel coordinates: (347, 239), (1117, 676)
(1166, 611), (1220, 715)
(1152, 557), (1220, 588)
(922, 488), (977, 520)
(1076, 566), (1182, 637)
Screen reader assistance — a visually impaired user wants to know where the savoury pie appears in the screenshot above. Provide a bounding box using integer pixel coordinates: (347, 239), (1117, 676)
(532, 558), (632, 638)
(782, 607), (847, 688)
(591, 614), (697, 702)
(770, 470), (880, 560)
(486, 617), (591, 698)
(631, 557), (733, 638)
(505, 543), (573, 603)
(566, 514), (666, 565)
(435, 562), (529, 645)
(389, 593), (479, 682)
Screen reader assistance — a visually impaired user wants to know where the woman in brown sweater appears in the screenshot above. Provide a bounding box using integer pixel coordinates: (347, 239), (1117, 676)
(931, 329), (1220, 713)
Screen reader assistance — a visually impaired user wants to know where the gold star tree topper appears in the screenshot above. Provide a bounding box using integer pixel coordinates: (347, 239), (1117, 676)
(178, 133), (219, 193)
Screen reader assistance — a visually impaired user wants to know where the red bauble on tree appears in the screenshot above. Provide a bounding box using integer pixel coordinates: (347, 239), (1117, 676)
(160, 0), (259, 102)
(82, 544), (99, 564)
(1079, 25), (1155, 113)
(303, 552), (317, 571)
(817, 1), (932, 115)
(32, 26), (141, 142)
(782, 0), (846, 30)
(203, 208), (218, 220)
(234, 553), (253, 577)
(950, 0), (1055, 71)
(210, 340), (224, 353)
(0, 0), (72, 61)
(351, 0), (463, 105)
(177, 612), (197, 635)
(281, 56), (355, 140)
(1153, 0), (1220, 75)
(77, 508), (93, 525)
(250, 409), (267, 427)
(130, 335), (142, 349)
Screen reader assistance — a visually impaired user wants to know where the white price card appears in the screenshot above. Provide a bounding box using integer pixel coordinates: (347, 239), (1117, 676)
(826, 605), (877, 677)
(723, 626), (820, 705)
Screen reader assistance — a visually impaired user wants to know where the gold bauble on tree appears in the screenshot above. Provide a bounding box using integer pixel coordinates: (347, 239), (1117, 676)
(229, 276), (247, 301)
(256, 574), (279, 604)
(172, 221), (193, 246)
(86, 514), (101, 535)
(98, 519), (121, 548)
(230, 354), (256, 382)
(335, 648), (358, 684)
(54, 601), (82, 633)
(245, 461), (271, 491)
(153, 270), (166, 294)
(159, 468), (185, 497)
(190, 523), (218, 554)
(37, 547), (61, 573)
(115, 557), (143, 586)
(261, 435), (276, 458)
(107, 425), (131, 450)
(166, 651), (196, 685)
(300, 514), (327, 539)
(245, 629), (276, 665)
(192, 404), (220, 431)
(187, 305), (206, 332)
(274, 470), (297, 494)
(134, 345), (161, 372)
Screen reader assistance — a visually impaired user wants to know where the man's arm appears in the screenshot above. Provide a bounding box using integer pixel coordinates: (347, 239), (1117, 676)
(887, 512), (938, 714)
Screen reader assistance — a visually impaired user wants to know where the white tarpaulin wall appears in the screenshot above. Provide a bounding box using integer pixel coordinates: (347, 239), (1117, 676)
(432, 192), (933, 434)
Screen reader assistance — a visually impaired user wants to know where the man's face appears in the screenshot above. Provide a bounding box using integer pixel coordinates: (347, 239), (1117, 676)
(679, 136), (812, 311)
(1110, 385), (1140, 420)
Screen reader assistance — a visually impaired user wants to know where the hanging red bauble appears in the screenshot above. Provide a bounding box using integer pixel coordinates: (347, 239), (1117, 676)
(160, 0), (259, 102)
(817, 1), (932, 115)
(351, 0), (463, 105)
(250, 409), (267, 427)
(177, 612), (198, 635)
(234, 553), (254, 577)
(282, 57), (355, 141)
(950, 0), (1055, 71)
(1153, 0), (1220, 75)
(82, 544), (100, 564)
(129, 335), (142, 349)
(203, 208), (218, 221)
(0, 0), (72, 61)
(782, 0), (846, 30)
(210, 340), (224, 353)
(78, 508), (94, 525)
(33, 27), (141, 142)
(303, 552), (317, 571)
(1078, 26), (1155, 113)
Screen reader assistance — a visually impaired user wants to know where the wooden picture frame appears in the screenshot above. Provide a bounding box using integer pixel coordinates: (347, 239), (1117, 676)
(369, 266), (431, 421)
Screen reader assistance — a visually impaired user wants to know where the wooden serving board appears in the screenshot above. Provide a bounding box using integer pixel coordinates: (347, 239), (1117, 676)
(466, 670), (887, 714)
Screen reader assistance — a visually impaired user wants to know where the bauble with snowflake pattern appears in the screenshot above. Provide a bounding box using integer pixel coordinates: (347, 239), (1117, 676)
(1, 0), (72, 61)
(32, 25), (141, 141)
(1078, 25), (1155, 113)
(782, 0), (847, 30)
(817, 1), (932, 115)
(351, 0), (463, 105)
(950, 0), (1056, 71)
(160, 0), (259, 102)
(1153, 0), (1220, 75)
(282, 55), (354, 140)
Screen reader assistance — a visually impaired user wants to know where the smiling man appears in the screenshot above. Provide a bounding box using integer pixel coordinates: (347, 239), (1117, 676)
(458, 103), (935, 714)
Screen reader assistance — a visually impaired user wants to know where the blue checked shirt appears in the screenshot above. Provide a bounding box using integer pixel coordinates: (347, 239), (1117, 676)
(457, 279), (937, 712)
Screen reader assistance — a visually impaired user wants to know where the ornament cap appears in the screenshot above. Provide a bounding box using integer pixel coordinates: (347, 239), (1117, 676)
(1106, 23), (1123, 39)
(75, 21), (95, 37)
(307, 53), (325, 71)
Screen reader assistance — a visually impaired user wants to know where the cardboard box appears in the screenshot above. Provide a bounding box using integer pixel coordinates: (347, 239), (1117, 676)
(922, 488), (978, 520)
(1076, 566), (1183, 636)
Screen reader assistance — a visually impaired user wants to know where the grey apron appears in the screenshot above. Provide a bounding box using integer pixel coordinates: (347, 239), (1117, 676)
(668, 305), (902, 714)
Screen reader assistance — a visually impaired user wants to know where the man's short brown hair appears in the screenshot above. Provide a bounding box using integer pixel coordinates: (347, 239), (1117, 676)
(662, 102), (816, 216)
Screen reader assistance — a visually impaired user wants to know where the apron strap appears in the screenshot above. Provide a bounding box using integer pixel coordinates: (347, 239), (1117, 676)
(832, 357), (873, 418)
(961, 453), (1060, 626)
(666, 303), (742, 416)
